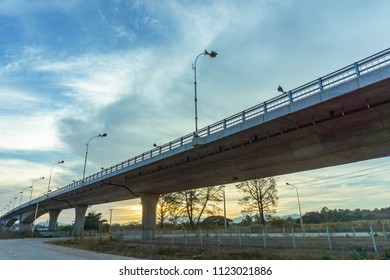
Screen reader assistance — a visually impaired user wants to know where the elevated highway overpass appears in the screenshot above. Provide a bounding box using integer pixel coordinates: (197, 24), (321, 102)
(1, 48), (390, 239)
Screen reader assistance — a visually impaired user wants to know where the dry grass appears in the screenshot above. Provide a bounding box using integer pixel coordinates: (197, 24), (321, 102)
(48, 237), (388, 260)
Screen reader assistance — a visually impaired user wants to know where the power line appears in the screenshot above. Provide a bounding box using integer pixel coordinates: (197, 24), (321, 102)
(289, 162), (390, 187)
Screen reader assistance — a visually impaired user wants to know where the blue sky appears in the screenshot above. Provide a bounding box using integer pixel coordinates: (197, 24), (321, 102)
(1, 0), (390, 224)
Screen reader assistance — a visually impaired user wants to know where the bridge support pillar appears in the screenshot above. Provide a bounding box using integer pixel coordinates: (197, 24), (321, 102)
(48, 209), (61, 231)
(140, 193), (159, 243)
(19, 222), (32, 232)
(73, 205), (88, 239)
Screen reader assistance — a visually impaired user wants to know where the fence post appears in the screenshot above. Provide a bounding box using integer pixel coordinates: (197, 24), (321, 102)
(291, 227), (296, 249)
(171, 230), (174, 245)
(382, 222), (388, 241)
(218, 230), (221, 247)
(370, 224), (378, 253)
(262, 227), (267, 248)
(199, 228), (203, 246)
(352, 223), (356, 240)
(282, 225), (287, 248)
(326, 224), (332, 251)
(238, 228), (242, 248)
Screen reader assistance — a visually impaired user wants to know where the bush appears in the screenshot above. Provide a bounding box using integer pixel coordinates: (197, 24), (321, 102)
(380, 248), (390, 260)
(348, 246), (372, 260)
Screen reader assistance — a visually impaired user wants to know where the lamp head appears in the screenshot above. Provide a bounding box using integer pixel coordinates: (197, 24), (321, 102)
(277, 85), (284, 93)
(205, 50), (217, 58)
(99, 133), (107, 137)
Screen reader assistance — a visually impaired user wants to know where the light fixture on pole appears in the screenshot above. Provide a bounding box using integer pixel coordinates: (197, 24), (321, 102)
(277, 85), (285, 93)
(286, 182), (306, 236)
(193, 49), (217, 132)
(83, 133), (107, 182)
(47, 161), (64, 192)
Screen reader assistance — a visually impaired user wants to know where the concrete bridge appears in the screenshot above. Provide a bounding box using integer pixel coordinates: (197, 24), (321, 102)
(1, 48), (390, 239)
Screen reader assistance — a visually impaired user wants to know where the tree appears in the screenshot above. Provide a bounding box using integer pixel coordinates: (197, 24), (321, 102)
(157, 192), (181, 230)
(178, 185), (224, 229)
(236, 177), (278, 226)
(202, 215), (233, 229)
(84, 211), (107, 231)
(240, 215), (253, 226)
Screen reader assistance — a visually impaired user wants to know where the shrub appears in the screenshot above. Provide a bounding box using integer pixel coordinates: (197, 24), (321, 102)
(348, 246), (372, 260)
(380, 248), (390, 260)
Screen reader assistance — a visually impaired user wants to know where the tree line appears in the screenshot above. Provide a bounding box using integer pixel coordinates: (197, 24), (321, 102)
(74, 177), (389, 232)
(302, 206), (390, 224)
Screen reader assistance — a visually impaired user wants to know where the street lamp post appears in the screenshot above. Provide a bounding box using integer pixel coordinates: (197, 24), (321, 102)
(109, 209), (114, 233)
(222, 186), (227, 231)
(19, 191), (24, 206)
(286, 182), (306, 237)
(48, 161), (64, 192)
(193, 49), (217, 132)
(83, 133), (107, 182)
(32, 190), (51, 235)
(29, 177), (45, 201)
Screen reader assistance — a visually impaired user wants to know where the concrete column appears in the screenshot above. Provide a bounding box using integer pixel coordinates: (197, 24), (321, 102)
(48, 209), (61, 231)
(19, 223), (32, 232)
(73, 205), (88, 238)
(140, 193), (159, 242)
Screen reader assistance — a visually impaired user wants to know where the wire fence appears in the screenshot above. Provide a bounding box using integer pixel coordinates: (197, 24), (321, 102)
(114, 222), (389, 253)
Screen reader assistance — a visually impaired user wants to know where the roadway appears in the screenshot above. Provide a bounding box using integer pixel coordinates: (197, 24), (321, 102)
(0, 238), (135, 260)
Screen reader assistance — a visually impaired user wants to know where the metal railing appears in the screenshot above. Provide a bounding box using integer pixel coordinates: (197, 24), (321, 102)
(2, 48), (390, 218)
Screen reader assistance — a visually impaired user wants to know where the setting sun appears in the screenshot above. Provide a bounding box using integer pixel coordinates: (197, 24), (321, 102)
(131, 205), (143, 213)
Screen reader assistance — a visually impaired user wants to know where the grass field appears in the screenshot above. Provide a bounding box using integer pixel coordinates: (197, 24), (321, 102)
(48, 236), (390, 260)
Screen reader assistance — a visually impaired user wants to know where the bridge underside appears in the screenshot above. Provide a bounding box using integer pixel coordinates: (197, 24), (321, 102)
(32, 75), (389, 210)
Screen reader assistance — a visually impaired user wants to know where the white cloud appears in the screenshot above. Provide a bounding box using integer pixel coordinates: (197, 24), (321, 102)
(34, 50), (153, 109)
(0, 114), (64, 151)
(0, 87), (41, 110)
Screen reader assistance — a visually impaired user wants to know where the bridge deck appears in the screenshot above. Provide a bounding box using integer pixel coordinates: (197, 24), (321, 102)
(2, 48), (390, 221)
